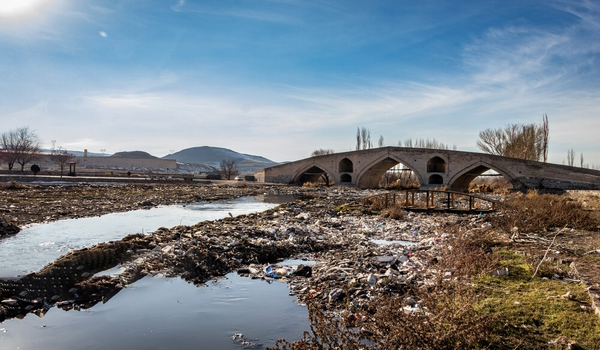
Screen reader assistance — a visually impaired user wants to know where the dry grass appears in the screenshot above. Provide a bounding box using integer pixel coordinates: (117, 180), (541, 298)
(469, 177), (512, 194)
(268, 232), (499, 350)
(0, 180), (28, 190)
(492, 191), (600, 234)
(302, 181), (324, 188)
(268, 280), (495, 350)
(380, 205), (406, 220)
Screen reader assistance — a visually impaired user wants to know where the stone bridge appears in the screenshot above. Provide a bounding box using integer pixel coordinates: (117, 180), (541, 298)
(254, 147), (600, 191)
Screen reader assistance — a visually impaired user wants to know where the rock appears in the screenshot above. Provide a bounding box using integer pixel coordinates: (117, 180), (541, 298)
(293, 265), (312, 277)
(366, 273), (377, 285)
(0, 219), (20, 237)
(375, 256), (395, 265)
(405, 297), (417, 307)
(493, 267), (509, 276)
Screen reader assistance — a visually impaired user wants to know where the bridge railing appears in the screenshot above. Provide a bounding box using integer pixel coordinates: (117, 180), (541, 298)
(364, 189), (499, 213)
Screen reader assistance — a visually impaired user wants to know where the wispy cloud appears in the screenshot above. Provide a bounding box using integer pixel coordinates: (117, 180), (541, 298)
(170, 1), (299, 24)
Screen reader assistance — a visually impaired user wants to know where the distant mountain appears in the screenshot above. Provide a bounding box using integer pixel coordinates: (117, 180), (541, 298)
(111, 151), (157, 158)
(163, 146), (277, 173)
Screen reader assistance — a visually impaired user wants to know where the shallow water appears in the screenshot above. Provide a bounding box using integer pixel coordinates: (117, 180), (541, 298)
(370, 239), (416, 246)
(0, 197), (277, 277)
(0, 195), (312, 349)
(0, 273), (310, 350)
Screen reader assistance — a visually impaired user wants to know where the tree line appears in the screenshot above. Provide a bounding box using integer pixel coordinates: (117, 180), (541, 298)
(312, 115), (594, 169)
(0, 127), (75, 177)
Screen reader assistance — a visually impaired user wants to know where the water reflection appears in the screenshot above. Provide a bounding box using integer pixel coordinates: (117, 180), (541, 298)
(0, 197), (278, 277)
(0, 274), (309, 350)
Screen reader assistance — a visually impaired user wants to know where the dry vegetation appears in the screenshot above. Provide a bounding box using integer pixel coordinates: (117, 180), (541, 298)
(269, 232), (500, 350)
(493, 190), (600, 234)
(468, 176), (513, 194)
(271, 191), (600, 349)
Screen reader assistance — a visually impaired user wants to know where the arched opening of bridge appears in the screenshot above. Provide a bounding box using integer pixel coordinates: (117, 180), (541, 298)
(451, 166), (514, 193)
(428, 174), (443, 185)
(358, 157), (421, 189)
(427, 156), (446, 173)
(296, 166), (334, 186)
(339, 158), (353, 173)
(340, 174), (352, 183)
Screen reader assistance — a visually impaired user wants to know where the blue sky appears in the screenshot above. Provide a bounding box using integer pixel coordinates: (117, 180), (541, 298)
(1, 0), (599, 165)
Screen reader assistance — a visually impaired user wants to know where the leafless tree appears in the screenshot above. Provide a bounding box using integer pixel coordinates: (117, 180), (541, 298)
(401, 138), (454, 150)
(580, 153), (584, 168)
(356, 127), (374, 150)
(541, 114), (549, 162)
(567, 149), (575, 166)
(219, 159), (238, 180)
(378, 135), (384, 147)
(311, 149), (334, 157)
(477, 117), (549, 161)
(0, 132), (19, 171)
(52, 146), (75, 178)
(0, 127), (41, 172)
(361, 127), (368, 150)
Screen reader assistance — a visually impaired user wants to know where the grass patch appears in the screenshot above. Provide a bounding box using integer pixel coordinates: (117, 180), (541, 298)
(477, 251), (600, 348)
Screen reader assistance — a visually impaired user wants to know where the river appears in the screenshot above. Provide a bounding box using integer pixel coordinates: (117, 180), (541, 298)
(0, 196), (310, 349)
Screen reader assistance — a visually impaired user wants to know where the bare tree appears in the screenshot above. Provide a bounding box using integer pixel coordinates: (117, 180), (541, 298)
(356, 127), (374, 150)
(0, 132), (19, 171)
(541, 114), (549, 162)
(361, 127), (368, 150)
(219, 159), (238, 180)
(477, 118), (548, 161)
(401, 138), (454, 150)
(580, 153), (584, 168)
(311, 149), (334, 156)
(1, 127), (41, 172)
(378, 135), (384, 147)
(567, 149), (575, 166)
(51, 146), (75, 178)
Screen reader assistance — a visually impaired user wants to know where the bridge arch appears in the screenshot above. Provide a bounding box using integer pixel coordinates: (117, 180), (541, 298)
(293, 164), (336, 186)
(340, 174), (352, 183)
(356, 153), (423, 189)
(427, 156), (446, 173)
(339, 158), (353, 173)
(449, 161), (519, 192)
(428, 174), (444, 185)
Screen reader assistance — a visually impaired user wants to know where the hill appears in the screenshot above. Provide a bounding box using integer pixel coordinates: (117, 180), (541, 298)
(111, 151), (157, 158)
(163, 146), (277, 173)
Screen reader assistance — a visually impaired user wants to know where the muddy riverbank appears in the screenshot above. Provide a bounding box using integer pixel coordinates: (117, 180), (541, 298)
(0, 182), (322, 228)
